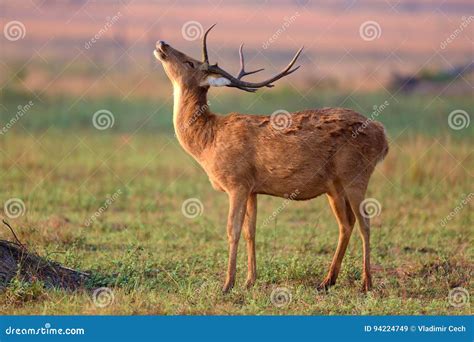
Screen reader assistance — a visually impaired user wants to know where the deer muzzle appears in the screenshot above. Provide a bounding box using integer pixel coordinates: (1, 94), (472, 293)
(154, 41), (168, 60)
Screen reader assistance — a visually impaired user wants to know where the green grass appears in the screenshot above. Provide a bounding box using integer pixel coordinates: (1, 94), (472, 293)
(1, 86), (473, 137)
(0, 89), (472, 315)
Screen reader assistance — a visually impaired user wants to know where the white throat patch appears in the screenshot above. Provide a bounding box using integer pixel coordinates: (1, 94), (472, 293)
(203, 76), (231, 87)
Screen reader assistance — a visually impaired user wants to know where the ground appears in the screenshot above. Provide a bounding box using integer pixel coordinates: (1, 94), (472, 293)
(0, 90), (472, 315)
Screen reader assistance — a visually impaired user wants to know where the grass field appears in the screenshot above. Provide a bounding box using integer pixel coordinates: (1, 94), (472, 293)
(0, 89), (472, 315)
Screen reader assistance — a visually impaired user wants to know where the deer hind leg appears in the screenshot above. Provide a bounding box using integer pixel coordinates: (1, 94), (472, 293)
(345, 186), (372, 292)
(222, 187), (249, 293)
(243, 193), (257, 289)
(318, 187), (355, 291)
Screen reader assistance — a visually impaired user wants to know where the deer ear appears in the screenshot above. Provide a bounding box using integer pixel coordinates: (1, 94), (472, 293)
(200, 75), (231, 87)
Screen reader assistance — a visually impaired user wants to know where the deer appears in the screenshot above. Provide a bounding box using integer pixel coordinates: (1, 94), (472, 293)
(154, 25), (388, 293)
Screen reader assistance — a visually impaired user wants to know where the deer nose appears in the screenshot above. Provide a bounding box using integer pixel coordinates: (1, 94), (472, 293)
(156, 41), (168, 49)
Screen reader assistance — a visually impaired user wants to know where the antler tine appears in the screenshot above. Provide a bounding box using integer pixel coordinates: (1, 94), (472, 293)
(202, 23), (217, 64)
(267, 46), (304, 82)
(237, 44), (264, 80)
(207, 46), (304, 91)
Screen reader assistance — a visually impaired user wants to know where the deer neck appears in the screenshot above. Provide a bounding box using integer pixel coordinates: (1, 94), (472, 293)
(172, 84), (214, 158)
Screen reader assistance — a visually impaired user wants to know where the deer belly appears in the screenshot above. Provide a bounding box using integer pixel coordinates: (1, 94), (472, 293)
(255, 172), (328, 200)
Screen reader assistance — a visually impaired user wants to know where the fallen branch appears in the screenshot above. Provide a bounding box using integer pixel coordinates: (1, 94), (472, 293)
(2, 219), (25, 247)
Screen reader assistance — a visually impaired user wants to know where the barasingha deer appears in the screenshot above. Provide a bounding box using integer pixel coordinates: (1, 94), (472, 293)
(154, 25), (388, 293)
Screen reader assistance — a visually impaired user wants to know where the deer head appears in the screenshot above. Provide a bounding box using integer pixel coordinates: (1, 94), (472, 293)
(154, 24), (304, 92)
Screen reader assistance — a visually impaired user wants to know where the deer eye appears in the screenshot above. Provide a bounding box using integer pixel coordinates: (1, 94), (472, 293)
(184, 61), (194, 69)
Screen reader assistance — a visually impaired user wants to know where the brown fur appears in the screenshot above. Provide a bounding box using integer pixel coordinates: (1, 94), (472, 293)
(155, 41), (388, 292)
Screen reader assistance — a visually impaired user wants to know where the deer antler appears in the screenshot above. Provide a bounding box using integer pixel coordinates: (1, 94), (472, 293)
(237, 44), (264, 80)
(202, 24), (216, 64)
(201, 24), (303, 92)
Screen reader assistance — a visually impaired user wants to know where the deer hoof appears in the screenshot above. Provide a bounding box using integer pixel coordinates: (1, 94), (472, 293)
(317, 278), (335, 292)
(244, 278), (256, 289)
(222, 281), (234, 294)
(361, 277), (373, 293)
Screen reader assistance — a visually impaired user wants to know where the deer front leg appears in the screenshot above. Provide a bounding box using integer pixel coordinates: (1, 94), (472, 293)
(243, 194), (257, 289)
(222, 188), (249, 293)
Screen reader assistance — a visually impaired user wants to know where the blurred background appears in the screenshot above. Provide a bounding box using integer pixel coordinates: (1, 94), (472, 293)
(1, 0), (473, 134)
(0, 0), (473, 315)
